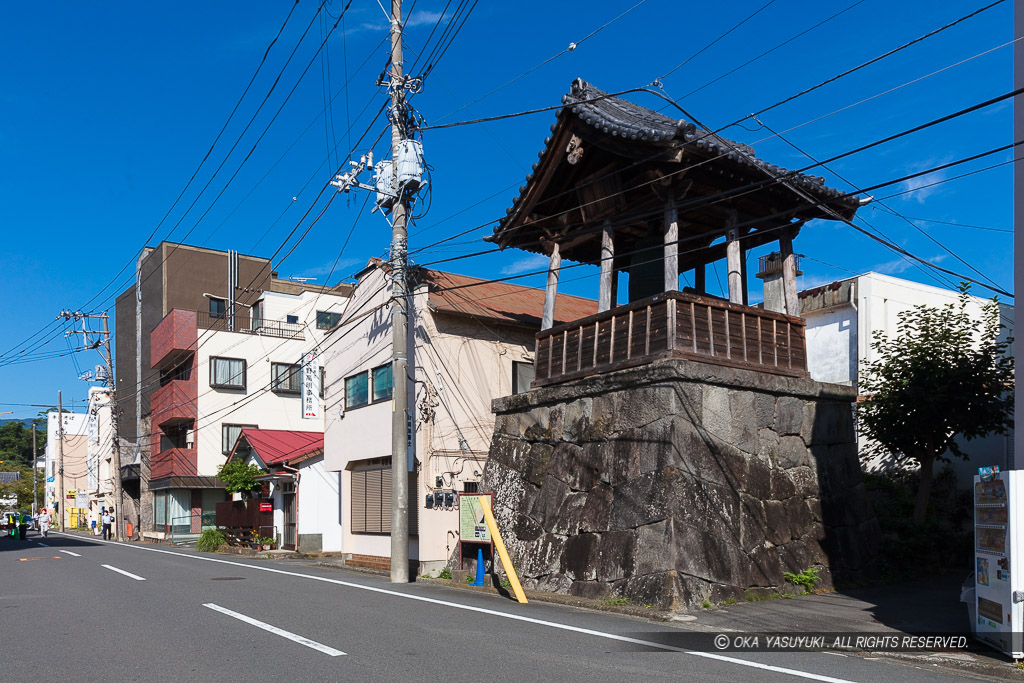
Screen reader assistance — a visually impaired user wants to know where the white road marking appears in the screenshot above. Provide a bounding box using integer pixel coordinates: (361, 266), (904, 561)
(102, 564), (146, 581)
(204, 603), (345, 656)
(58, 550), (81, 557)
(37, 542), (49, 547)
(57, 534), (851, 682)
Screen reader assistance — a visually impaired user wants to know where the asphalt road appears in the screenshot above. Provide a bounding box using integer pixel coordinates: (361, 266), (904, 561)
(1, 532), (977, 682)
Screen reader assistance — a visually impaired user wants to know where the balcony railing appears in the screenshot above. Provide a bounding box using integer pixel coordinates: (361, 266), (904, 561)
(196, 310), (305, 341)
(533, 291), (808, 388)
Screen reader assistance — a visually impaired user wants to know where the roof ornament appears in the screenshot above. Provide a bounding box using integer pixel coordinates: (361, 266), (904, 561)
(566, 135), (584, 165)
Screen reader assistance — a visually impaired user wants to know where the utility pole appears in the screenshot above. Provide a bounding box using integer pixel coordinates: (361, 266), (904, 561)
(31, 425), (38, 516)
(58, 390), (65, 532)
(59, 309), (123, 541)
(388, 0), (410, 584)
(102, 313), (124, 541)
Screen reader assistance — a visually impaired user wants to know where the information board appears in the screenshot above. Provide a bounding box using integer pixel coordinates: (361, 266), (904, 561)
(459, 493), (492, 543)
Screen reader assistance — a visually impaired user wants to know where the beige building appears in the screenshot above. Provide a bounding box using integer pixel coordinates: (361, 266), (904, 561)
(85, 386), (117, 528)
(323, 260), (596, 572)
(45, 410), (90, 529)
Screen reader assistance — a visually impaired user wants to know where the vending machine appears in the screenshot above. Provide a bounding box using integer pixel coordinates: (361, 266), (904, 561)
(973, 469), (1024, 658)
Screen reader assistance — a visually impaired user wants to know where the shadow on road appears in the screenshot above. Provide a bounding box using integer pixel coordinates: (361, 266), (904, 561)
(0, 533), (105, 552)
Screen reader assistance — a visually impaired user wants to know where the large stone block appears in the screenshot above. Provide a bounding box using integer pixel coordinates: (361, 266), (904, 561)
(562, 533), (601, 581)
(525, 443), (555, 485)
(803, 402), (855, 446)
(729, 391), (759, 454)
(528, 474), (569, 525)
(774, 396), (804, 436)
(597, 529), (635, 581)
(561, 398), (593, 442)
(579, 484), (613, 533)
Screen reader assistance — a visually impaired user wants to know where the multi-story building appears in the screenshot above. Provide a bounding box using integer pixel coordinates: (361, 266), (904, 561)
(115, 242), (351, 540)
(85, 386), (117, 528)
(45, 410), (89, 529)
(323, 259), (595, 573)
(799, 271), (1015, 484)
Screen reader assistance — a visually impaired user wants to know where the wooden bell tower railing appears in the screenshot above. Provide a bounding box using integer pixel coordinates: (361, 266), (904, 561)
(533, 291), (808, 388)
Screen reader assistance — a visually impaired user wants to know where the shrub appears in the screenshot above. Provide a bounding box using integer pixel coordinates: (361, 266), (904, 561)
(783, 567), (821, 593)
(438, 567), (452, 580)
(196, 528), (226, 553)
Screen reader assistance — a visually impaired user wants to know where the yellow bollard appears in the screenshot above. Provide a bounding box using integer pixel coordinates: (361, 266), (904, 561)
(477, 496), (528, 604)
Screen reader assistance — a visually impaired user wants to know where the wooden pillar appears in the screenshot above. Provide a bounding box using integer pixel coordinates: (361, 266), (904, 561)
(598, 220), (615, 312)
(663, 197), (679, 293)
(542, 242), (561, 330)
(694, 262), (705, 294)
(780, 229), (799, 315)
(726, 213), (744, 305)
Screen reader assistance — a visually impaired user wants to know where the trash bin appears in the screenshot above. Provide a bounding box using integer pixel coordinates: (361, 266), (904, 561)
(960, 573), (977, 634)
(126, 522), (133, 539)
(91, 520), (96, 529)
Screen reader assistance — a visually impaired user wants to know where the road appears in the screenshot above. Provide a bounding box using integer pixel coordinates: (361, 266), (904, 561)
(2, 532), (975, 682)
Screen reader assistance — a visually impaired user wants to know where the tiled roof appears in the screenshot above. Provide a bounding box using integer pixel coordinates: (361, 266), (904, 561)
(422, 269), (597, 328)
(237, 429), (323, 467)
(493, 78), (861, 239)
(0, 471), (20, 484)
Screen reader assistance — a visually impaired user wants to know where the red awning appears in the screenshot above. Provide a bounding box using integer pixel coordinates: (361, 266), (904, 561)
(234, 429), (324, 467)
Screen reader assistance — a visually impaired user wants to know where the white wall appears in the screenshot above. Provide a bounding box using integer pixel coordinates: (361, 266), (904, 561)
(803, 306), (857, 386)
(192, 288), (346, 477)
(297, 457), (343, 552)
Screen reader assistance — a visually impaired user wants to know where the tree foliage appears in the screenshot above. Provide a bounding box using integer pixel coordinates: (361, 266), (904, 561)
(0, 463), (44, 512)
(217, 459), (264, 495)
(857, 284), (1014, 525)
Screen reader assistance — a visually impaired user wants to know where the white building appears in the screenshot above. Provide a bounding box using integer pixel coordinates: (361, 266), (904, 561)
(45, 410), (89, 527)
(323, 260), (596, 573)
(85, 386), (117, 527)
(147, 283), (349, 545)
(800, 271), (1015, 484)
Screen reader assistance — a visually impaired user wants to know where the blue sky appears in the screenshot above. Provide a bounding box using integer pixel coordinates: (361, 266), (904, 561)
(0, 0), (1014, 418)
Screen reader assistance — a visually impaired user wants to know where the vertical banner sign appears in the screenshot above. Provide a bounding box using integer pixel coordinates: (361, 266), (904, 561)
(301, 352), (319, 420)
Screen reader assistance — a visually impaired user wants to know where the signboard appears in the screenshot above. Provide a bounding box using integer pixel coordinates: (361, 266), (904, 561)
(259, 502), (272, 512)
(46, 476), (54, 483)
(301, 351), (319, 420)
(459, 493), (492, 543)
(66, 489), (77, 500)
(76, 492), (89, 509)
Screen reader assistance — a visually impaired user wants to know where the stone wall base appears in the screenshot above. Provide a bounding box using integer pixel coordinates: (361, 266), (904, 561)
(477, 359), (881, 611)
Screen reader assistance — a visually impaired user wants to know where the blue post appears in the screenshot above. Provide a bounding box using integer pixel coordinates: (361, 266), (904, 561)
(471, 547), (485, 586)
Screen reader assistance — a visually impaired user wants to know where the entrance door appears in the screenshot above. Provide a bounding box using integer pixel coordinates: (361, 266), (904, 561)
(283, 493), (296, 550)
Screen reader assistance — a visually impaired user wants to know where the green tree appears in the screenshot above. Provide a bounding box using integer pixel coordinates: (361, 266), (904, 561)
(858, 284), (1014, 526)
(0, 463), (44, 512)
(217, 459), (264, 496)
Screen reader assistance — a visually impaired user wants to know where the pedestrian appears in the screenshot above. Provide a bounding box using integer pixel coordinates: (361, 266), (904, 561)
(37, 509), (51, 538)
(101, 509), (112, 540)
(18, 509), (29, 540)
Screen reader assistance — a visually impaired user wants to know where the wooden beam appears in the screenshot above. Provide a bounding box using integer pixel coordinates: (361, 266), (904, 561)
(542, 242), (561, 330)
(694, 262), (705, 293)
(598, 220), (614, 312)
(663, 197), (679, 293)
(780, 229), (799, 315)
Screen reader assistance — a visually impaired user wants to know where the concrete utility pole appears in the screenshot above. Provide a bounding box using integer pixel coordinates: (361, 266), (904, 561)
(389, 0), (410, 584)
(102, 313), (125, 541)
(31, 425), (37, 516)
(58, 390), (65, 532)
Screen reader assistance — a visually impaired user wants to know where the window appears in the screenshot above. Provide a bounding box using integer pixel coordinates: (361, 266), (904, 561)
(350, 459), (417, 535)
(316, 310), (342, 330)
(271, 362), (300, 394)
(251, 301), (264, 330)
(345, 372), (368, 409)
(209, 297), (227, 319)
(512, 360), (535, 394)
(222, 423), (258, 455)
(372, 364), (393, 402)
(210, 357), (246, 390)
(286, 314), (299, 324)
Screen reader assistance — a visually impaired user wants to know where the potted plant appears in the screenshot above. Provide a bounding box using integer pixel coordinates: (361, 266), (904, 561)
(257, 535), (276, 551)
